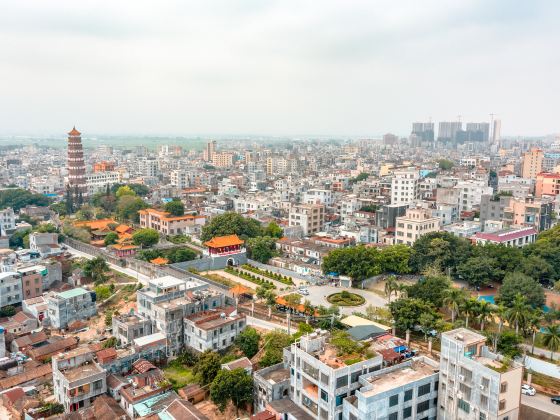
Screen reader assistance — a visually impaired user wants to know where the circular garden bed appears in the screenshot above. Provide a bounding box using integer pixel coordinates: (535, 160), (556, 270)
(326, 291), (366, 306)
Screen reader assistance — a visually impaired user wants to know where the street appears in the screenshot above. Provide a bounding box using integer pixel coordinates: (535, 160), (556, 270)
(522, 393), (560, 417)
(64, 245), (151, 284)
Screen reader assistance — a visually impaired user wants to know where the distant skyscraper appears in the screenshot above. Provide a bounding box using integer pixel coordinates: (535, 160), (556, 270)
(204, 140), (217, 162)
(438, 121), (462, 142)
(411, 122), (434, 142)
(465, 122), (490, 142)
(492, 119), (501, 144)
(67, 126), (87, 197)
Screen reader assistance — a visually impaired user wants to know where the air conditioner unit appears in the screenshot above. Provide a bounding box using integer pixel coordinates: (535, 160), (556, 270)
(458, 374), (465, 381)
(479, 384), (485, 390)
(457, 392), (463, 399)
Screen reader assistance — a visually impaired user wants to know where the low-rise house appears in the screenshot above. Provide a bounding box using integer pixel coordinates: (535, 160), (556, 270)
(28, 336), (78, 362)
(22, 296), (48, 323)
(10, 330), (48, 353)
(0, 271), (22, 309)
(28, 232), (61, 257)
(138, 208), (205, 235)
(112, 311), (152, 346)
(159, 398), (209, 420)
(253, 362), (291, 413)
(53, 347), (107, 413)
(17, 265), (44, 300)
(472, 226), (537, 247)
(184, 307), (246, 352)
(0, 311), (38, 336)
(46, 287), (97, 330)
(222, 356), (253, 375)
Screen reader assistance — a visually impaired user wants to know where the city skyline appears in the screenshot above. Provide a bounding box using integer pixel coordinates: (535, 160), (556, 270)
(1, 1), (559, 137)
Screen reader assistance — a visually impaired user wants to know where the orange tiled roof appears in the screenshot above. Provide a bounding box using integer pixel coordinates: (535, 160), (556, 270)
(115, 224), (132, 234)
(74, 218), (116, 231)
(229, 284), (253, 295)
(139, 208), (204, 222)
(150, 257), (169, 265)
(68, 126), (81, 136)
(204, 234), (244, 248)
(111, 244), (138, 250)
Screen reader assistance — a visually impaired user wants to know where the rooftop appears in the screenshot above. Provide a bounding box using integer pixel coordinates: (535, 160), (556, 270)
(361, 358), (439, 397)
(57, 287), (90, 299)
(204, 234), (244, 248)
(63, 362), (104, 382)
(442, 328), (486, 347)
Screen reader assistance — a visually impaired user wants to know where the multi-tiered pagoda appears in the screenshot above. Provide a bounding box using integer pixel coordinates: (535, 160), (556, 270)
(67, 126), (87, 198)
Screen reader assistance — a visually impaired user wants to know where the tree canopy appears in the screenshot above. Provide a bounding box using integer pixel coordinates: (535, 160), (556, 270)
(132, 228), (160, 247)
(246, 236), (278, 263)
(322, 245), (381, 282)
(164, 199), (185, 216)
(389, 298), (440, 332)
(210, 368), (253, 413)
(497, 272), (545, 308)
(193, 350), (221, 386)
(410, 232), (472, 273)
(0, 188), (51, 211)
(406, 275), (451, 308)
(235, 327), (260, 358)
(201, 212), (263, 241)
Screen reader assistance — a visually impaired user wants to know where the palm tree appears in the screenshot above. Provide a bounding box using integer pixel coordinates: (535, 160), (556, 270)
(506, 294), (530, 336)
(527, 310), (544, 355)
(542, 325), (560, 360)
(384, 275), (398, 303)
(397, 283), (408, 299)
(462, 298), (479, 329)
(495, 303), (507, 334)
(443, 288), (465, 323)
(477, 301), (495, 332)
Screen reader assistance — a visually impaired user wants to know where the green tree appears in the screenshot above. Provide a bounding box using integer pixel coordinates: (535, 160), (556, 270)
(456, 256), (500, 287)
(166, 248), (197, 263)
(461, 298), (480, 329)
(406, 275), (451, 308)
(384, 275), (399, 303)
(132, 228), (160, 247)
(260, 331), (292, 368)
(496, 330), (522, 358)
(235, 327), (260, 358)
(210, 368), (253, 414)
(164, 199), (185, 216)
(201, 212), (263, 241)
(263, 221), (283, 238)
(379, 244), (412, 274)
(322, 246), (381, 286)
(104, 232), (119, 246)
(9, 228), (31, 249)
(389, 298), (439, 332)
(0, 188), (51, 211)
(473, 243), (522, 274)
(476, 300), (495, 331)
(94, 285), (112, 300)
(506, 294), (530, 335)
(498, 272), (545, 308)
(116, 185), (136, 198)
(50, 201), (68, 216)
(542, 325), (560, 360)
(246, 236), (277, 263)
(116, 195), (148, 222)
(418, 312), (437, 341)
(359, 204), (378, 213)
(284, 293), (301, 308)
(520, 255), (555, 284)
(83, 257), (110, 284)
(438, 159), (454, 170)
(193, 350), (221, 386)
(0, 305), (16, 317)
(410, 232), (472, 274)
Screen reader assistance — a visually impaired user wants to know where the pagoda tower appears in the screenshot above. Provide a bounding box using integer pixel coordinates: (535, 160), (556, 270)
(67, 126), (87, 199)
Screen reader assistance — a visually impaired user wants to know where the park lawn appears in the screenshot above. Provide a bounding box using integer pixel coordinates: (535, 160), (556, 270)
(163, 364), (195, 390)
(527, 371), (560, 395)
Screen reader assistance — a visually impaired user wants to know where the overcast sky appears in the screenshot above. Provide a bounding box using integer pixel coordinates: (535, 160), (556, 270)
(1, 1), (558, 137)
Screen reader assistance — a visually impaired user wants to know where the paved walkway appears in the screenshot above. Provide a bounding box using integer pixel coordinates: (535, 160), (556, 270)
(522, 393), (560, 417)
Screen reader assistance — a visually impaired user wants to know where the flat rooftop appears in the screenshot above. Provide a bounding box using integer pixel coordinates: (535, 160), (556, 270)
(442, 328), (486, 347)
(362, 359), (439, 397)
(260, 366), (290, 384)
(63, 363), (104, 382)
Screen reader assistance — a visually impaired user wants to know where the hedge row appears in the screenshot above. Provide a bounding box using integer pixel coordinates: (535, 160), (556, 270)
(241, 264), (294, 285)
(224, 267), (277, 289)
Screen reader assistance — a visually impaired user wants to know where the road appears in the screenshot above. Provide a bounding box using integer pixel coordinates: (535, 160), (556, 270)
(64, 245), (151, 284)
(522, 344), (560, 361)
(522, 393), (560, 417)
(290, 284), (387, 314)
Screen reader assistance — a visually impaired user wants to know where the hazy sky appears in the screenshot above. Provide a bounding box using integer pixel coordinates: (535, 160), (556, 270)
(1, 1), (558, 137)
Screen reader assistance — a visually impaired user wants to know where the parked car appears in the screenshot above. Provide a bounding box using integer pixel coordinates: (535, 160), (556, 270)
(299, 289), (309, 296)
(551, 396), (560, 405)
(521, 384), (536, 396)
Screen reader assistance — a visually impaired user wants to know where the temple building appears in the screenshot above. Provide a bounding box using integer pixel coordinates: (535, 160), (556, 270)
(203, 235), (247, 267)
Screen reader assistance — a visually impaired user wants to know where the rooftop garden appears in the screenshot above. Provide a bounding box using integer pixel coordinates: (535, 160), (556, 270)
(330, 330), (376, 365)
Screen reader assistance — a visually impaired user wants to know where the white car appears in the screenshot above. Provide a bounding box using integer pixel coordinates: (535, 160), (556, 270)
(521, 384), (536, 396)
(299, 289), (309, 296)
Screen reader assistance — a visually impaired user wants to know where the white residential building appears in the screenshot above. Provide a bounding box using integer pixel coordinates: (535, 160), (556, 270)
(289, 204), (326, 236)
(0, 272), (22, 309)
(395, 208), (441, 246)
(454, 181), (493, 212)
(0, 208), (16, 236)
(391, 169), (420, 205)
(85, 171), (120, 196)
(304, 189), (333, 206)
(184, 307), (246, 352)
(439, 328), (523, 420)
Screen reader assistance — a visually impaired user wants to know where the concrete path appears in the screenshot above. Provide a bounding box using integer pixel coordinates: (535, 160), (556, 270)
(246, 315), (289, 332)
(522, 393), (560, 417)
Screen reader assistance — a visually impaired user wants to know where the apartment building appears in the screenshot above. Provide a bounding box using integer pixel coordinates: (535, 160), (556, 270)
(394, 208), (440, 246)
(138, 208), (205, 235)
(439, 328), (522, 420)
(0, 208), (16, 236)
(85, 171), (120, 196)
(17, 265), (43, 300)
(375, 204), (408, 230)
(304, 189), (333, 206)
(184, 306), (246, 352)
(454, 181), (493, 212)
(283, 330), (383, 420)
(29, 232), (61, 257)
(253, 363), (291, 412)
(46, 287), (97, 329)
(535, 172), (560, 197)
(0, 272), (22, 309)
(343, 356), (439, 420)
(289, 204), (326, 236)
(521, 148), (544, 179)
(112, 312), (153, 346)
(480, 195), (553, 232)
(391, 169), (419, 205)
(212, 151), (234, 168)
(53, 347), (107, 412)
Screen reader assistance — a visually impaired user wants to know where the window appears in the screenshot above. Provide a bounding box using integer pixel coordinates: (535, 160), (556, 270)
(499, 400), (506, 410)
(404, 389), (413, 401)
(320, 389), (328, 402)
(336, 376), (348, 388)
(388, 413), (398, 420)
(417, 400), (429, 413)
(500, 382), (507, 393)
(418, 383), (431, 397)
(389, 394), (399, 407)
(480, 394), (488, 407)
(458, 399), (470, 414)
(479, 412), (487, 420)
(403, 406), (412, 418)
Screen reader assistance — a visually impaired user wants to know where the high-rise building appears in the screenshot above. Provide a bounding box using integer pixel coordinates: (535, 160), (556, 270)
(391, 168), (420, 205)
(465, 122), (490, 142)
(411, 122), (435, 142)
(204, 140), (217, 162)
(521, 148), (544, 179)
(66, 126), (87, 197)
(438, 121), (462, 142)
(492, 119), (501, 144)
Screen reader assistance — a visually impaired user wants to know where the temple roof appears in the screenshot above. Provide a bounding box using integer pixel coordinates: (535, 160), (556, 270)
(204, 234), (244, 248)
(68, 126), (81, 136)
